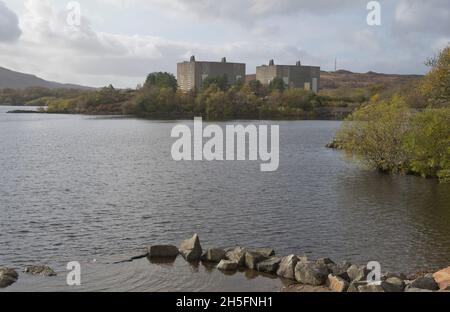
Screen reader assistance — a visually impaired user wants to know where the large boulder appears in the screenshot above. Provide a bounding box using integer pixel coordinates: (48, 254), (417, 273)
(295, 261), (329, 286)
(256, 257), (281, 274)
(408, 276), (439, 291)
(24, 265), (56, 277)
(225, 247), (246, 267)
(179, 234), (202, 262)
(0, 268), (18, 288)
(381, 277), (405, 292)
(327, 274), (349, 292)
(217, 260), (238, 271)
(201, 248), (226, 263)
(245, 251), (268, 270)
(147, 245), (179, 259)
(249, 248), (275, 258)
(347, 264), (370, 282)
(433, 266), (450, 290)
(276, 255), (300, 280)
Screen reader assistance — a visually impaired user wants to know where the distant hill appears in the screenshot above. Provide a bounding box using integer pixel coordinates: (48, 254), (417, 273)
(0, 66), (93, 90)
(246, 70), (423, 90)
(320, 70), (423, 90)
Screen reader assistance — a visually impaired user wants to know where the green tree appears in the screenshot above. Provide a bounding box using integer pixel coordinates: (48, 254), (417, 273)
(421, 45), (450, 107)
(145, 72), (178, 91)
(269, 77), (285, 93)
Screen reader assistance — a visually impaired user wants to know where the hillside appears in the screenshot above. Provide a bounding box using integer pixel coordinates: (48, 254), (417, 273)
(0, 66), (92, 90)
(320, 70), (422, 90)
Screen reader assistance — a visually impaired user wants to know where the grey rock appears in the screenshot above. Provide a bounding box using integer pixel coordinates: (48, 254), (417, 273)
(0, 268), (18, 288)
(358, 283), (385, 292)
(347, 264), (370, 282)
(245, 251), (269, 270)
(249, 248), (275, 258)
(179, 234), (202, 262)
(225, 247), (246, 267)
(24, 265), (56, 277)
(295, 261), (329, 286)
(329, 261), (352, 281)
(276, 255), (299, 280)
(256, 257), (281, 274)
(408, 276), (439, 291)
(201, 248), (226, 263)
(147, 245), (178, 259)
(217, 260), (238, 271)
(316, 258), (335, 267)
(381, 277), (405, 292)
(347, 281), (368, 292)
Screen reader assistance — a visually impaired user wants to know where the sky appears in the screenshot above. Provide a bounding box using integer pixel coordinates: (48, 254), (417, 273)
(0, 0), (449, 88)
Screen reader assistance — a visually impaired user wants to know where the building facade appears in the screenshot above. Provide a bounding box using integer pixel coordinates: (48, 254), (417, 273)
(256, 60), (320, 93)
(177, 56), (246, 92)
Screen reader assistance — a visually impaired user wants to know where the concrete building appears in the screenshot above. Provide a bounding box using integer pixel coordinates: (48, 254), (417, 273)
(177, 56), (246, 92)
(256, 60), (320, 93)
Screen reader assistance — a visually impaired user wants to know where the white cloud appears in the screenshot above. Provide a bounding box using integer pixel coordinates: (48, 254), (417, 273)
(0, 1), (21, 42)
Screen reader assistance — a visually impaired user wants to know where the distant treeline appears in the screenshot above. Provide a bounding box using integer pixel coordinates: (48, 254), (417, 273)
(1, 70), (423, 120)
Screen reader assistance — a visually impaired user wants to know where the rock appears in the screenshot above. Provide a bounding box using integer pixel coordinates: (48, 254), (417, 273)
(249, 248), (275, 258)
(329, 261), (352, 281)
(217, 260), (238, 271)
(179, 234), (202, 262)
(147, 245), (178, 259)
(381, 277), (405, 292)
(433, 266), (450, 290)
(245, 251), (269, 270)
(358, 283), (385, 292)
(408, 276), (439, 291)
(316, 258), (335, 267)
(347, 281), (368, 292)
(256, 257), (281, 274)
(327, 274), (349, 292)
(24, 265), (56, 277)
(347, 264), (370, 282)
(225, 247), (246, 267)
(405, 287), (434, 292)
(295, 261), (329, 286)
(201, 248), (226, 263)
(276, 255), (299, 280)
(0, 268), (18, 288)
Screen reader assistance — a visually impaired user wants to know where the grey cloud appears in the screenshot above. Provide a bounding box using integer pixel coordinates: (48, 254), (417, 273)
(0, 1), (21, 42)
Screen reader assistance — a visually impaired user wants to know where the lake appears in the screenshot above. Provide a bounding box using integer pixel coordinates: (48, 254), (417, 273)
(1, 106), (449, 291)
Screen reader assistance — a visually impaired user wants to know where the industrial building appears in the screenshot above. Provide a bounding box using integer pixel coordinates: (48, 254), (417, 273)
(177, 56), (246, 92)
(256, 60), (320, 93)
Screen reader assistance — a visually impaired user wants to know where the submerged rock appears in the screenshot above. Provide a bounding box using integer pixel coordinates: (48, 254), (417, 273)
(256, 257), (281, 274)
(433, 266), (450, 290)
(24, 265), (56, 277)
(201, 248), (226, 263)
(217, 260), (238, 271)
(0, 267), (18, 288)
(276, 255), (300, 280)
(295, 261), (329, 286)
(225, 247), (246, 267)
(179, 234), (202, 262)
(147, 245), (179, 259)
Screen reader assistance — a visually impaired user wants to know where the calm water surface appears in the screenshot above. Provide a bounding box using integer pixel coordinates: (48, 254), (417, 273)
(0, 106), (449, 292)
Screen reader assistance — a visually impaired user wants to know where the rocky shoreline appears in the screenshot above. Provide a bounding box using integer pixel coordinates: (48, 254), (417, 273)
(2, 234), (449, 292)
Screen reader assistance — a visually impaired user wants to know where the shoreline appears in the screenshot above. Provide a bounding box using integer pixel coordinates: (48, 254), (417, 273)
(3, 234), (448, 292)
